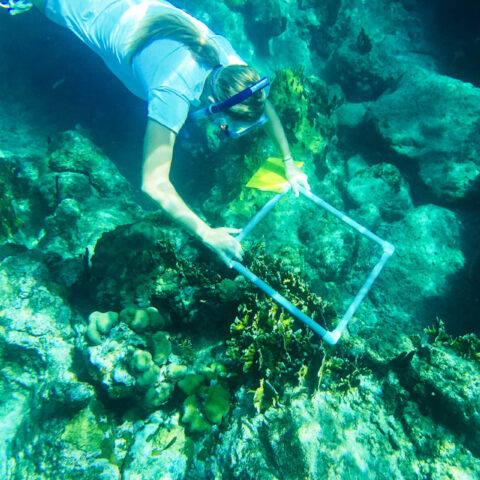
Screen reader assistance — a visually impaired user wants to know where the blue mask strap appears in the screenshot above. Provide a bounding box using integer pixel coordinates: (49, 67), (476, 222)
(189, 76), (270, 121)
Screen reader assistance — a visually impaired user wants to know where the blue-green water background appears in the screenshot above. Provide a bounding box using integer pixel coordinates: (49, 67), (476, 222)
(1, 1), (480, 479)
(1, 2), (478, 332)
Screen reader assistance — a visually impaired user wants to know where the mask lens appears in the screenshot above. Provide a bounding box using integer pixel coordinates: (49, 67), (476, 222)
(220, 114), (269, 138)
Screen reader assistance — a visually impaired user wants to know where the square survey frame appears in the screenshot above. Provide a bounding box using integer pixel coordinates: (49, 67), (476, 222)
(229, 186), (395, 345)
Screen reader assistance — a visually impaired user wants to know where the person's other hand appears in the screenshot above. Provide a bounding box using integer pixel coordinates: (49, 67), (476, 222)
(201, 227), (243, 267)
(285, 159), (310, 196)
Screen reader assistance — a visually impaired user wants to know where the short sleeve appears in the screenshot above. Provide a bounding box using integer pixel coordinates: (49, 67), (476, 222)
(212, 35), (246, 66)
(147, 87), (191, 134)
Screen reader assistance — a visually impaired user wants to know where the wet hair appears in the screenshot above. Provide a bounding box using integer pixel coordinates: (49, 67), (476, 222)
(214, 65), (267, 121)
(128, 12), (219, 65)
(128, 12), (266, 121)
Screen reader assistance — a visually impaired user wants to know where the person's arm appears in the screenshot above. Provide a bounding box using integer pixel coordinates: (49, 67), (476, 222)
(142, 119), (243, 264)
(263, 100), (310, 195)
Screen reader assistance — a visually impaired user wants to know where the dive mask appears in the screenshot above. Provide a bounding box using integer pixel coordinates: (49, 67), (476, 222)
(189, 67), (270, 139)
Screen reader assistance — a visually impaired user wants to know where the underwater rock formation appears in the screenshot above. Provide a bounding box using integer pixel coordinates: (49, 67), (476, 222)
(0, 253), (98, 478)
(366, 68), (480, 203)
(37, 131), (143, 285)
(383, 205), (465, 325)
(346, 162), (413, 222)
(122, 411), (191, 480)
(1, 0), (480, 478)
(0, 130), (142, 289)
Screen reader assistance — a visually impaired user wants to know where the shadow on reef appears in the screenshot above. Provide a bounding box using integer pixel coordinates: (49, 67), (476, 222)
(84, 216), (240, 338)
(413, 0), (480, 87)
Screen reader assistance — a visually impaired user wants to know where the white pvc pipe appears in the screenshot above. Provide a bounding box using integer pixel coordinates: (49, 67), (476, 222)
(230, 186), (394, 344)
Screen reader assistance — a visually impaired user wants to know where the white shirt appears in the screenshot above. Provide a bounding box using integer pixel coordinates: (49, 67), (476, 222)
(45, 0), (244, 133)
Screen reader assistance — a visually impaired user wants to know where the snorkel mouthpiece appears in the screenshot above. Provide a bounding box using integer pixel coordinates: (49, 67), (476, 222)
(189, 73), (270, 138)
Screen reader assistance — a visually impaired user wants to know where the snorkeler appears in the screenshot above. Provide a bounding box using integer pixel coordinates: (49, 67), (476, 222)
(23, 0), (310, 265)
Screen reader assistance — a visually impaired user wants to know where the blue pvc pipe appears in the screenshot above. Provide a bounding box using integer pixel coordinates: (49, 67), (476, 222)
(231, 260), (330, 339)
(229, 186), (395, 345)
(236, 189), (287, 243)
(333, 248), (394, 336)
(299, 186), (387, 248)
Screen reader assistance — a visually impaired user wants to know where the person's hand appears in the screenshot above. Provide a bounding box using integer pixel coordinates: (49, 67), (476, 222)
(201, 226), (243, 267)
(284, 158), (310, 196)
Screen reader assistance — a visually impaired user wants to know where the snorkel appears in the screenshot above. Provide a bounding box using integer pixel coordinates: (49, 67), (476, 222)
(189, 66), (270, 138)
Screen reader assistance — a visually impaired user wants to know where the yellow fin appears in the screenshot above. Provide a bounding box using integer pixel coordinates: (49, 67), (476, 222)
(246, 157), (304, 193)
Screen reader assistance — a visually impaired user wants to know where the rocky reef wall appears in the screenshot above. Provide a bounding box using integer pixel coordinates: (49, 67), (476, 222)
(0, 1), (479, 479)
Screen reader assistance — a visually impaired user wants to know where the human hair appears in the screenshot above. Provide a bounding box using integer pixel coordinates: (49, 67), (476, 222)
(128, 13), (267, 121)
(127, 12), (220, 66)
(214, 65), (267, 121)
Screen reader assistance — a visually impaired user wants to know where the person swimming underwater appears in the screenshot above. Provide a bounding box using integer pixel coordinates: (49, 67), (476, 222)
(22, 0), (310, 265)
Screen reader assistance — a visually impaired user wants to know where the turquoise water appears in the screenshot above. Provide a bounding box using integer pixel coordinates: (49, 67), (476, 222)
(0, 1), (479, 479)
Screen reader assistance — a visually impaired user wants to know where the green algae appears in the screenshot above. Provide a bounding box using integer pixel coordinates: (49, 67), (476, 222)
(226, 244), (337, 409)
(423, 318), (480, 362)
(0, 175), (21, 243)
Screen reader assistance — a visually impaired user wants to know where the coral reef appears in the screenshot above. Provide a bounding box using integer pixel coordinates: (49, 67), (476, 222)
(2, 0), (480, 478)
(79, 305), (175, 410)
(226, 245), (337, 409)
(181, 381), (231, 433)
(0, 164), (21, 243)
(422, 319), (480, 363)
(122, 411), (191, 480)
(88, 218), (229, 317)
(268, 68), (333, 158)
(393, 325), (480, 456)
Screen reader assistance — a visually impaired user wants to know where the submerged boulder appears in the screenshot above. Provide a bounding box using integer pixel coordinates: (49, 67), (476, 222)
(367, 68), (480, 203)
(347, 162), (413, 222)
(379, 204), (465, 327)
(37, 130), (142, 285)
(396, 343), (480, 456)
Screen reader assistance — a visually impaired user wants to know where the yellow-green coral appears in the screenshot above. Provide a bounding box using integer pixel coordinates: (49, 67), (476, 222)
(86, 311), (119, 345)
(204, 383), (230, 425)
(424, 319), (480, 362)
(226, 245), (337, 409)
(0, 178), (21, 243)
(268, 68), (332, 157)
(120, 306), (150, 332)
(178, 374), (205, 396)
(131, 350), (154, 372)
(182, 395), (212, 434)
(151, 331), (172, 365)
(180, 381), (231, 433)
